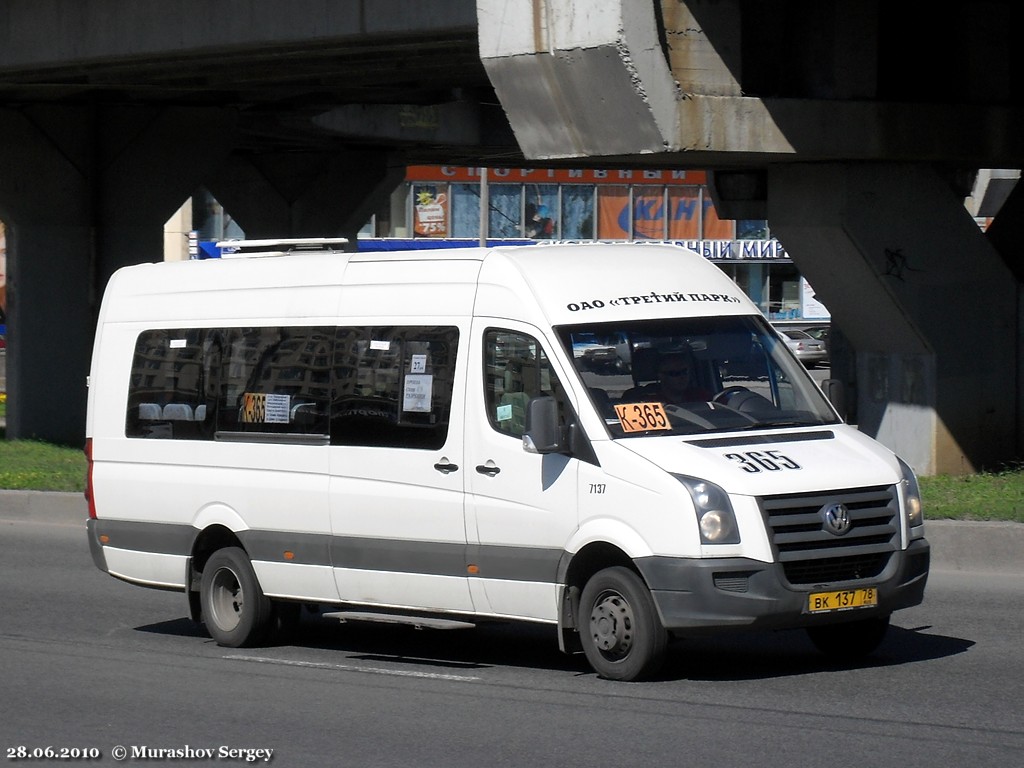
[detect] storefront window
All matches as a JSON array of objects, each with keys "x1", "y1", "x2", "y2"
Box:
[
  {"x1": 597, "y1": 185, "x2": 631, "y2": 239},
  {"x1": 668, "y1": 187, "x2": 701, "y2": 239},
  {"x1": 737, "y1": 219, "x2": 769, "y2": 239},
  {"x1": 632, "y1": 185, "x2": 666, "y2": 239},
  {"x1": 561, "y1": 186, "x2": 595, "y2": 239},
  {"x1": 524, "y1": 184, "x2": 558, "y2": 238},
  {"x1": 767, "y1": 263, "x2": 802, "y2": 319},
  {"x1": 450, "y1": 183, "x2": 480, "y2": 238},
  {"x1": 488, "y1": 184, "x2": 522, "y2": 238}
]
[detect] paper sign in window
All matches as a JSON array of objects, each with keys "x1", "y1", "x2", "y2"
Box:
[
  {"x1": 403, "y1": 374, "x2": 433, "y2": 413},
  {"x1": 241, "y1": 392, "x2": 291, "y2": 424}
]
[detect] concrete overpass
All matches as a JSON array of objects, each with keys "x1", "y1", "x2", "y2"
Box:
[{"x1": 2, "y1": 0, "x2": 1023, "y2": 476}]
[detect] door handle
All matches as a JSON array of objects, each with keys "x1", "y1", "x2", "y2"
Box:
[
  {"x1": 475, "y1": 464, "x2": 501, "y2": 477},
  {"x1": 433, "y1": 462, "x2": 459, "y2": 474}
]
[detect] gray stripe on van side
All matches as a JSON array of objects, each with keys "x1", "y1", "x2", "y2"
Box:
[
  {"x1": 239, "y1": 529, "x2": 333, "y2": 567},
  {"x1": 331, "y1": 539, "x2": 564, "y2": 582},
  {"x1": 468, "y1": 543, "x2": 562, "y2": 582},
  {"x1": 330, "y1": 537, "x2": 466, "y2": 577},
  {"x1": 92, "y1": 519, "x2": 196, "y2": 556},
  {"x1": 95, "y1": 518, "x2": 564, "y2": 583}
]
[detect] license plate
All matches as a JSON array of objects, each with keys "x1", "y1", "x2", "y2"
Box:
[{"x1": 807, "y1": 587, "x2": 878, "y2": 613}]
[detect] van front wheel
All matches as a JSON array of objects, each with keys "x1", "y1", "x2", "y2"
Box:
[
  {"x1": 201, "y1": 547, "x2": 272, "y2": 648},
  {"x1": 579, "y1": 567, "x2": 668, "y2": 681}
]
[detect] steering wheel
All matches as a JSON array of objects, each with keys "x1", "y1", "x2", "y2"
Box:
[{"x1": 713, "y1": 386, "x2": 750, "y2": 405}]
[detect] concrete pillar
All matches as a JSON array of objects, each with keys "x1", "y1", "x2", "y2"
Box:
[
  {"x1": 0, "y1": 105, "x2": 235, "y2": 445},
  {"x1": 769, "y1": 163, "x2": 1018, "y2": 475},
  {"x1": 208, "y1": 149, "x2": 405, "y2": 246},
  {"x1": 984, "y1": 177, "x2": 1024, "y2": 466},
  {"x1": 0, "y1": 107, "x2": 93, "y2": 444}
]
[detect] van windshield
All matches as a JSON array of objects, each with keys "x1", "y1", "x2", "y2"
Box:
[{"x1": 555, "y1": 315, "x2": 841, "y2": 438}]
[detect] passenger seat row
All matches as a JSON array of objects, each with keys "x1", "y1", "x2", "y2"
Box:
[{"x1": 138, "y1": 403, "x2": 207, "y2": 421}]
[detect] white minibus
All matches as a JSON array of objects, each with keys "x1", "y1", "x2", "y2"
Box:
[{"x1": 85, "y1": 240, "x2": 929, "y2": 681}]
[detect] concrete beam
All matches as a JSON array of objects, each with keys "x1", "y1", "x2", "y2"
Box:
[
  {"x1": 312, "y1": 102, "x2": 484, "y2": 146},
  {"x1": 1, "y1": 0, "x2": 477, "y2": 68},
  {"x1": 480, "y1": 1, "x2": 1024, "y2": 166}
]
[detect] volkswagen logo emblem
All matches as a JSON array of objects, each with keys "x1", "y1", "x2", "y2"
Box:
[{"x1": 821, "y1": 502, "x2": 852, "y2": 536}]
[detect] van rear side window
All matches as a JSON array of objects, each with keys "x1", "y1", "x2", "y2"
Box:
[{"x1": 125, "y1": 325, "x2": 459, "y2": 449}]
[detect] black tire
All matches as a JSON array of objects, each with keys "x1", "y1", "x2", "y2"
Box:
[
  {"x1": 579, "y1": 566, "x2": 668, "y2": 681},
  {"x1": 806, "y1": 615, "x2": 890, "y2": 659},
  {"x1": 201, "y1": 547, "x2": 273, "y2": 648}
]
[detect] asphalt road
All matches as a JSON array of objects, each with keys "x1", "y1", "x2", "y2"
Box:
[{"x1": 1, "y1": 507, "x2": 1022, "y2": 768}]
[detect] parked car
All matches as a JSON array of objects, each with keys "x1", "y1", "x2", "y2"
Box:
[
  {"x1": 780, "y1": 328, "x2": 828, "y2": 368},
  {"x1": 797, "y1": 324, "x2": 830, "y2": 364}
]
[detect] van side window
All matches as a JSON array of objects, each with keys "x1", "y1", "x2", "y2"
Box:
[
  {"x1": 126, "y1": 328, "x2": 208, "y2": 439},
  {"x1": 126, "y1": 326, "x2": 333, "y2": 440},
  {"x1": 485, "y1": 329, "x2": 561, "y2": 437},
  {"x1": 330, "y1": 325, "x2": 458, "y2": 449},
  {"x1": 126, "y1": 325, "x2": 457, "y2": 445},
  {"x1": 216, "y1": 326, "x2": 333, "y2": 437}
]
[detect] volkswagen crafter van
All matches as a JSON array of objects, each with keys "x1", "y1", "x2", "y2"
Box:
[{"x1": 85, "y1": 240, "x2": 929, "y2": 681}]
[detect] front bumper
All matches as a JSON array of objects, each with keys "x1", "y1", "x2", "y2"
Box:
[{"x1": 634, "y1": 537, "x2": 930, "y2": 634}]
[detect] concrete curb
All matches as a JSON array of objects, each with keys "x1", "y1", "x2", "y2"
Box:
[
  {"x1": 0, "y1": 490, "x2": 1021, "y2": 575},
  {"x1": 0, "y1": 489, "x2": 88, "y2": 524},
  {"x1": 922, "y1": 519, "x2": 1023, "y2": 575}
]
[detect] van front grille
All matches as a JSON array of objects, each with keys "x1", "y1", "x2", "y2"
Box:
[{"x1": 760, "y1": 485, "x2": 899, "y2": 586}]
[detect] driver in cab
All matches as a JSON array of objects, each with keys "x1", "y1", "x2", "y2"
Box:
[{"x1": 627, "y1": 350, "x2": 714, "y2": 404}]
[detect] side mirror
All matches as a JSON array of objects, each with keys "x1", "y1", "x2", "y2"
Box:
[{"x1": 523, "y1": 395, "x2": 565, "y2": 454}]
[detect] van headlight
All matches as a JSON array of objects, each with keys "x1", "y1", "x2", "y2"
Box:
[
  {"x1": 898, "y1": 457, "x2": 924, "y2": 534},
  {"x1": 674, "y1": 475, "x2": 740, "y2": 544}
]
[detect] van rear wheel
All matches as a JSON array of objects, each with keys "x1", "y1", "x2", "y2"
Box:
[
  {"x1": 579, "y1": 566, "x2": 668, "y2": 681},
  {"x1": 201, "y1": 547, "x2": 272, "y2": 647}
]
